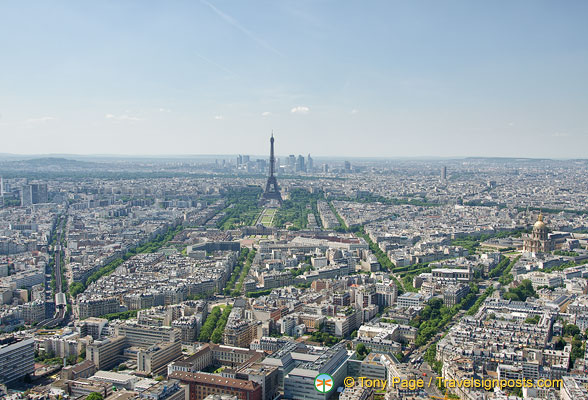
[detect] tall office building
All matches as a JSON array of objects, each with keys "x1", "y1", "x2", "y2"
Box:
[
  {"x1": 284, "y1": 343, "x2": 350, "y2": 400},
  {"x1": 0, "y1": 336, "x2": 35, "y2": 384},
  {"x1": 256, "y1": 159, "x2": 266, "y2": 173},
  {"x1": 32, "y1": 183, "x2": 48, "y2": 203},
  {"x1": 137, "y1": 341, "x2": 182, "y2": 375},
  {"x1": 441, "y1": 166, "x2": 447, "y2": 180},
  {"x1": 21, "y1": 186, "x2": 32, "y2": 206},
  {"x1": 115, "y1": 322, "x2": 181, "y2": 347},
  {"x1": 86, "y1": 336, "x2": 127, "y2": 370},
  {"x1": 296, "y1": 155, "x2": 305, "y2": 172},
  {"x1": 20, "y1": 183, "x2": 48, "y2": 206},
  {"x1": 307, "y1": 154, "x2": 313, "y2": 172}
]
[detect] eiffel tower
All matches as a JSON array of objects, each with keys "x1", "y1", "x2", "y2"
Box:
[{"x1": 261, "y1": 133, "x2": 283, "y2": 205}]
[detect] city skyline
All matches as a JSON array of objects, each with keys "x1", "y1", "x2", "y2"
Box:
[
  {"x1": 2, "y1": 2, "x2": 588, "y2": 394},
  {"x1": 1, "y1": 1, "x2": 588, "y2": 158}
]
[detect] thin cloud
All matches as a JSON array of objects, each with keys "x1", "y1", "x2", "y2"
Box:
[
  {"x1": 194, "y1": 51, "x2": 237, "y2": 77},
  {"x1": 26, "y1": 116, "x2": 57, "y2": 124},
  {"x1": 214, "y1": 115, "x2": 224, "y2": 120},
  {"x1": 291, "y1": 106, "x2": 310, "y2": 114},
  {"x1": 105, "y1": 114, "x2": 142, "y2": 122},
  {"x1": 351, "y1": 109, "x2": 359, "y2": 115},
  {"x1": 261, "y1": 111, "x2": 272, "y2": 117},
  {"x1": 553, "y1": 132, "x2": 570, "y2": 138},
  {"x1": 159, "y1": 108, "x2": 172, "y2": 113},
  {"x1": 201, "y1": 0, "x2": 283, "y2": 57}
]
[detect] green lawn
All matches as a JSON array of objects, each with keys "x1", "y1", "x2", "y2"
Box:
[{"x1": 258, "y1": 207, "x2": 278, "y2": 227}]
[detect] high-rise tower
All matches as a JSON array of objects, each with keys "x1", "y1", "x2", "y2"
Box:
[{"x1": 261, "y1": 133, "x2": 283, "y2": 205}]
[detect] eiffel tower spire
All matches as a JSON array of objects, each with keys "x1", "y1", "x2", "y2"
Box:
[{"x1": 261, "y1": 133, "x2": 283, "y2": 205}]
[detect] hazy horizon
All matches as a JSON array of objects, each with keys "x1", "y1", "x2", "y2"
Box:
[{"x1": 0, "y1": 152, "x2": 586, "y2": 163}]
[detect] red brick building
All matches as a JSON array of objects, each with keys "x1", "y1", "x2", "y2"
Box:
[{"x1": 170, "y1": 371, "x2": 262, "y2": 400}]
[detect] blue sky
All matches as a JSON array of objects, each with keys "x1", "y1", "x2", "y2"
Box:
[{"x1": 1, "y1": 1, "x2": 587, "y2": 158}]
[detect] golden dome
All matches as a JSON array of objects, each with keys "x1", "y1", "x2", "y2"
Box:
[{"x1": 533, "y1": 213, "x2": 547, "y2": 230}]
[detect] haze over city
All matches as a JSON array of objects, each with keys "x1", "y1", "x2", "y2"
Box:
[{"x1": 1, "y1": 0, "x2": 588, "y2": 158}]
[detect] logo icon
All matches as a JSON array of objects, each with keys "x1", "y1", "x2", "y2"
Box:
[{"x1": 315, "y1": 373, "x2": 334, "y2": 393}]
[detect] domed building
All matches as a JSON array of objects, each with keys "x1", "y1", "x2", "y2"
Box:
[{"x1": 523, "y1": 213, "x2": 553, "y2": 253}]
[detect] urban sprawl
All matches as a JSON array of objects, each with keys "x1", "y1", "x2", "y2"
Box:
[{"x1": 1, "y1": 140, "x2": 588, "y2": 400}]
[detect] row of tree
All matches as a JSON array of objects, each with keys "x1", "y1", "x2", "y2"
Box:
[
  {"x1": 101, "y1": 310, "x2": 138, "y2": 321},
  {"x1": 356, "y1": 228, "x2": 395, "y2": 272},
  {"x1": 234, "y1": 250, "x2": 256, "y2": 294},
  {"x1": 465, "y1": 286, "x2": 494, "y2": 316},
  {"x1": 224, "y1": 248, "x2": 250, "y2": 294},
  {"x1": 211, "y1": 306, "x2": 233, "y2": 343},
  {"x1": 413, "y1": 285, "x2": 481, "y2": 347},
  {"x1": 335, "y1": 192, "x2": 439, "y2": 207},
  {"x1": 452, "y1": 229, "x2": 530, "y2": 255},
  {"x1": 217, "y1": 187, "x2": 263, "y2": 230},
  {"x1": 199, "y1": 307, "x2": 222, "y2": 341},
  {"x1": 246, "y1": 289, "x2": 272, "y2": 298},
  {"x1": 498, "y1": 256, "x2": 520, "y2": 285},
  {"x1": 199, "y1": 305, "x2": 233, "y2": 343},
  {"x1": 488, "y1": 256, "x2": 511, "y2": 278},
  {"x1": 274, "y1": 189, "x2": 324, "y2": 229}
]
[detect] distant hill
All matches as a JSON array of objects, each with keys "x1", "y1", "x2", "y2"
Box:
[
  {"x1": 0, "y1": 157, "x2": 108, "y2": 174},
  {"x1": 21, "y1": 157, "x2": 88, "y2": 165}
]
